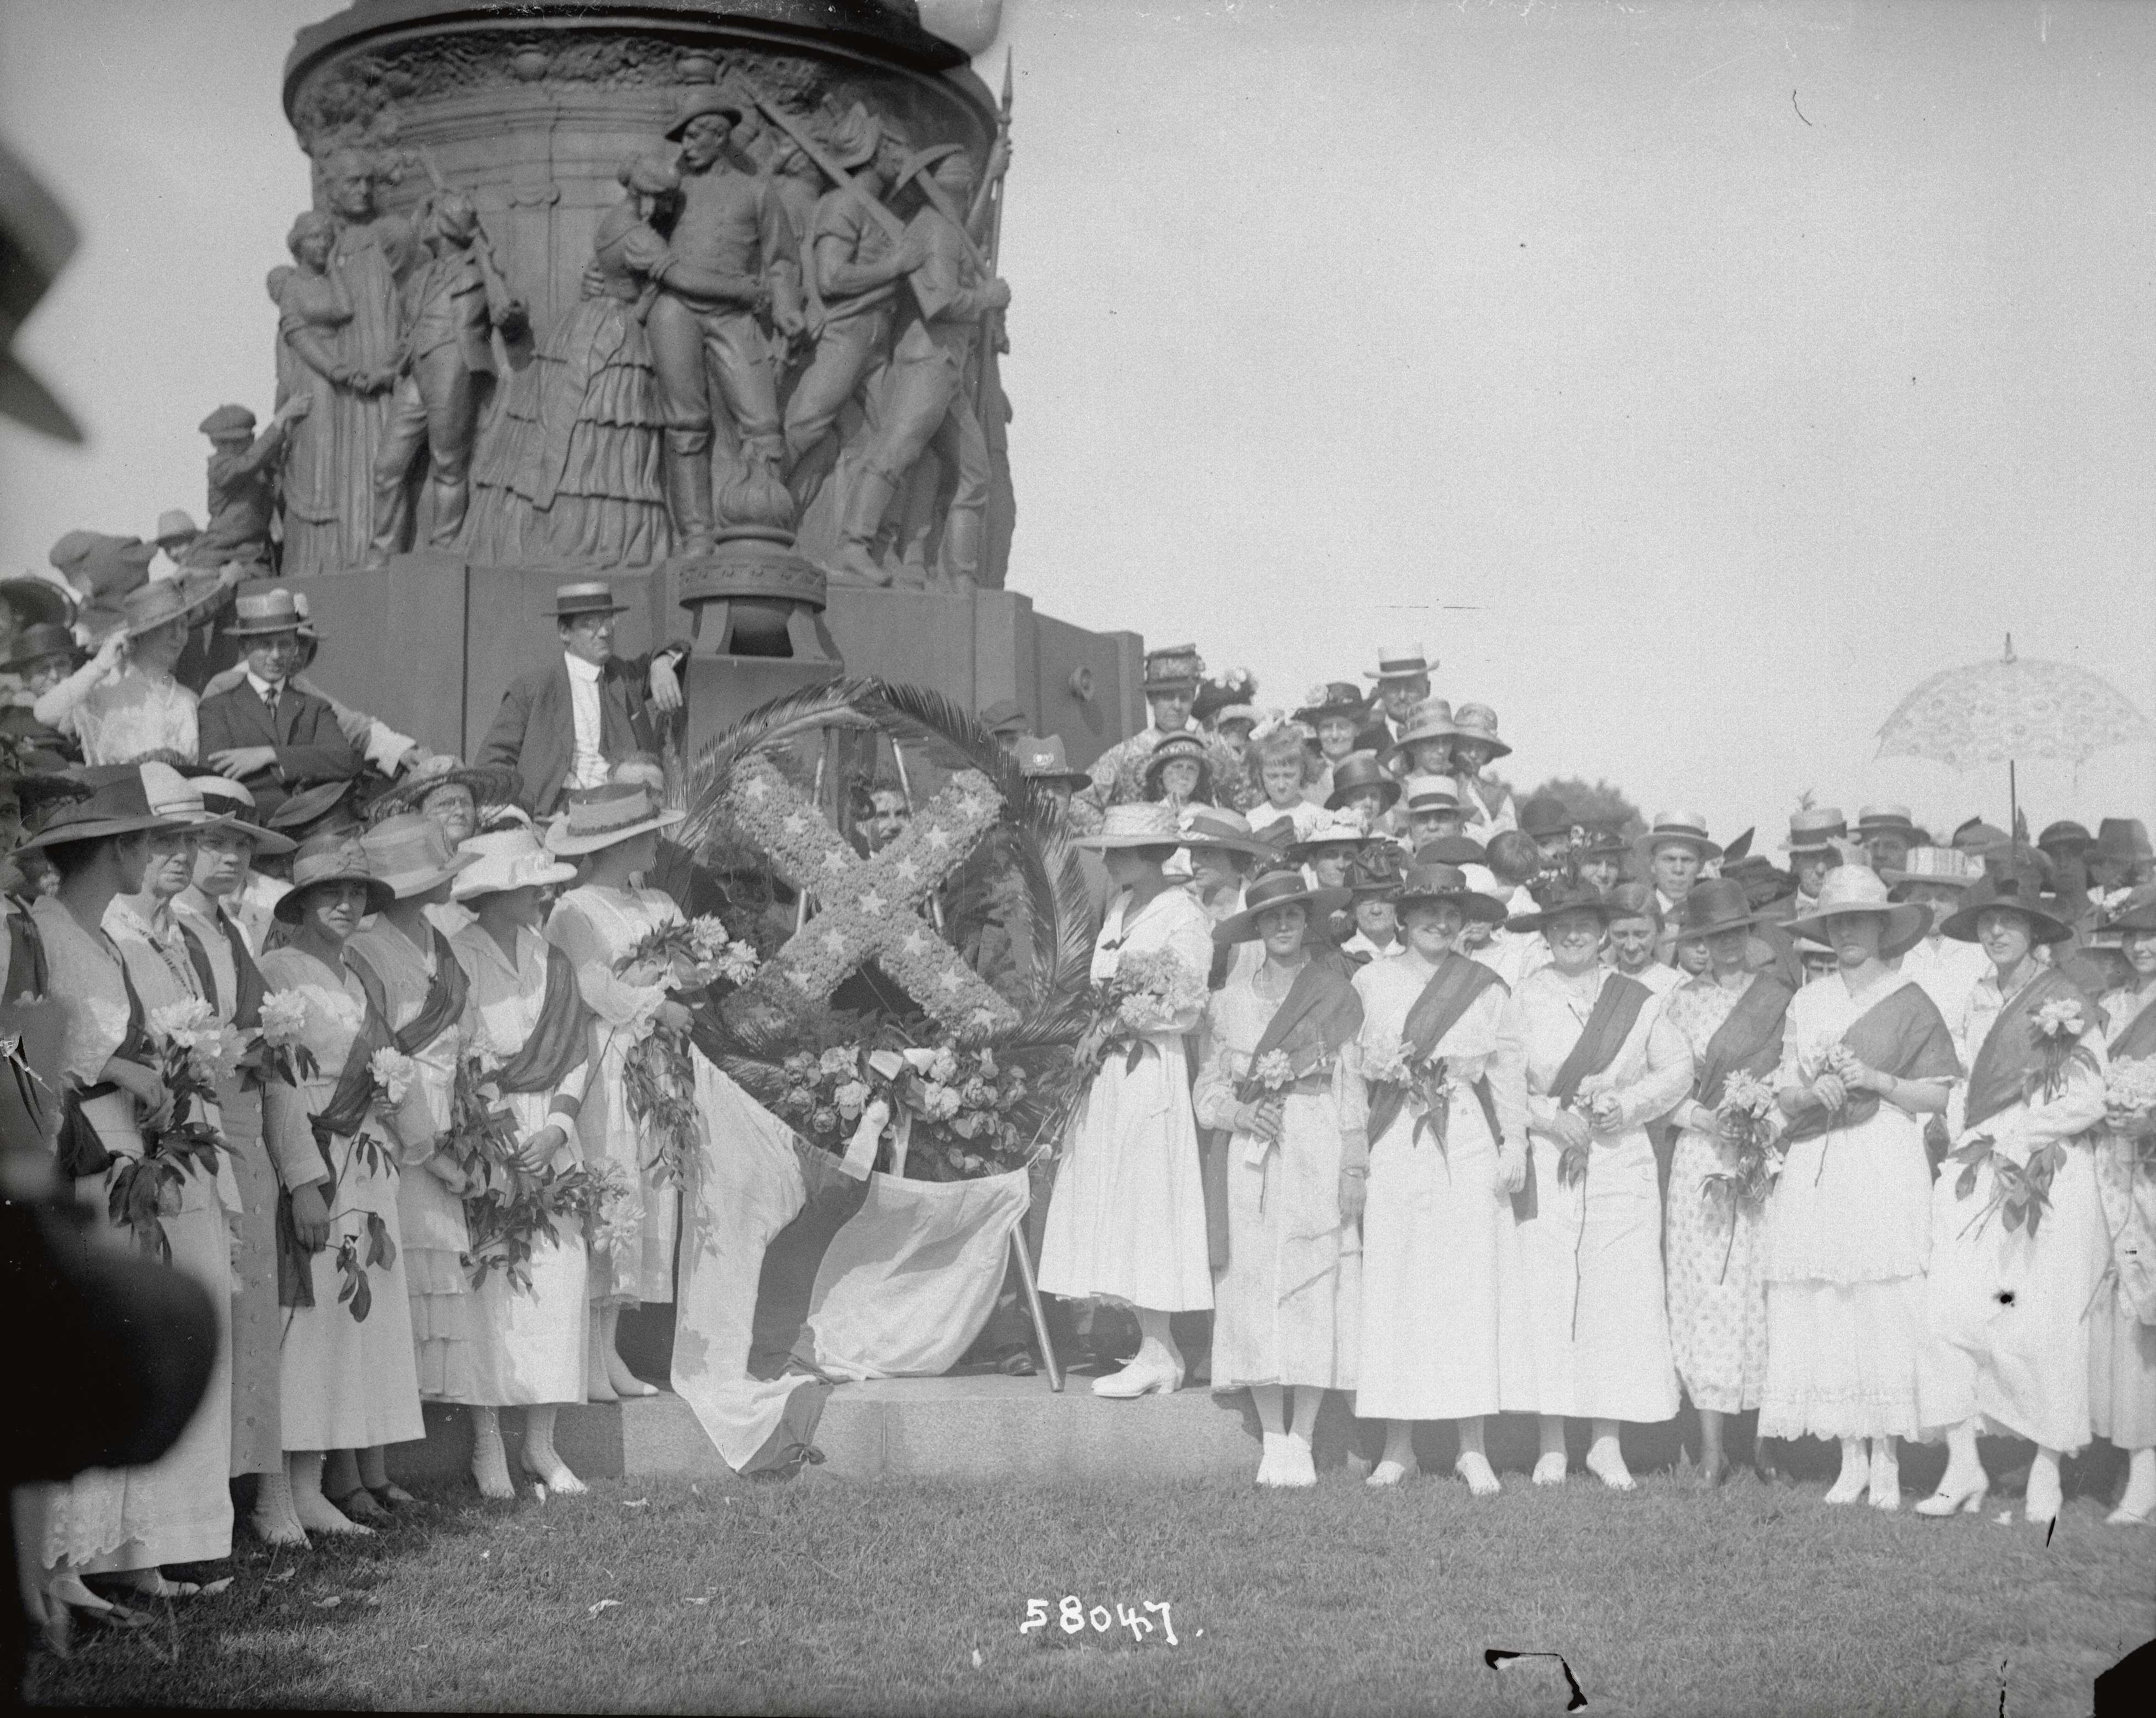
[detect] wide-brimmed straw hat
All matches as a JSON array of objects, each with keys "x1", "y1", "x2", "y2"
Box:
[
  {"x1": 1882, "y1": 846, "x2": 1983, "y2": 891},
  {"x1": 1070, "y1": 801, "x2": 1182, "y2": 851},
  {"x1": 1014, "y1": 733, "x2": 1090, "y2": 787},
  {"x1": 1364, "y1": 643, "x2": 1432, "y2": 684},
  {"x1": 138, "y1": 761, "x2": 238, "y2": 835},
  {"x1": 365, "y1": 754, "x2": 523, "y2": 825},
  {"x1": 1380, "y1": 700, "x2": 1455, "y2": 773},
  {"x1": 1445, "y1": 702, "x2": 1510, "y2": 761},
  {"x1": 1507, "y1": 876, "x2": 1624, "y2": 936},
  {"x1": 362, "y1": 811, "x2": 476, "y2": 899},
  {"x1": 192, "y1": 776, "x2": 296, "y2": 855},
  {"x1": 1936, "y1": 863, "x2": 2078, "y2": 947},
  {"x1": 1391, "y1": 861, "x2": 1507, "y2": 926},
  {"x1": 1287, "y1": 808, "x2": 1369, "y2": 861},
  {"x1": 1784, "y1": 865, "x2": 1932, "y2": 958},
  {"x1": 543, "y1": 782, "x2": 685, "y2": 856},
  {"x1": 452, "y1": 826, "x2": 580, "y2": 902},
  {"x1": 1855, "y1": 804, "x2": 1917, "y2": 839},
  {"x1": 1213, "y1": 868, "x2": 1354, "y2": 943},
  {"x1": 110, "y1": 569, "x2": 223, "y2": 642},
  {"x1": 1633, "y1": 811, "x2": 1722, "y2": 870},
  {"x1": 1180, "y1": 804, "x2": 1277, "y2": 861},
  {"x1": 1325, "y1": 751, "x2": 1399, "y2": 814},
  {"x1": 273, "y1": 833, "x2": 395, "y2": 923},
  {"x1": 14, "y1": 763, "x2": 195, "y2": 852},
  {"x1": 1669, "y1": 878, "x2": 1769, "y2": 942}
]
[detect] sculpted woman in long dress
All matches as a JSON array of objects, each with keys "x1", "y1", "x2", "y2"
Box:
[
  {"x1": 1350, "y1": 863, "x2": 1525, "y2": 1495},
  {"x1": 2092, "y1": 902, "x2": 2156, "y2": 1525},
  {"x1": 1193, "y1": 870, "x2": 1367, "y2": 1486},
  {"x1": 1659, "y1": 881, "x2": 1792, "y2": 1486},
  {"x1": 1038, "y1": 804, "x2": 1215, "y2": 1397},
  {"x1": 1765, "y1": 869, "x2": 1957, "y2": 1512},
  {"x1": 1492, "y1": 875, "x2": 1690, "y2": 1490},
  {"x1": 1916, "y1": 866, "x2": 2109, "y2": 1526}
]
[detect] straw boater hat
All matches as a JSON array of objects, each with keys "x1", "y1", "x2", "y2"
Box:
[
  {"x1": 361, "y1": 812, "x2": 476, "y2": 899},
  {"x1": 1070, "y1": 801, "x2": 1183, "y2": 852},
  {"x1": 543, "y1": 781, "x2": 685, "y2": 856},
  {"x1": 192, "y1": 776, "x2": 296, "y2": 855},
  {"x1": 1507, "y1": 875, "x2": 1624, "y2": 935},
  {"x1": 1014, "y1": 733, "x2": 1090, "y2": 787},
  {"x1": 1633, "y1": 810, "x2": 1722, "y2": 871},
  {"x1": 1180, "y1": 804, "x2": 1277, "y2": 861},
  {"x1": 0, "y1": 574, "x2": 76, "y2": 631},
  {"x1": 1881, "y1": 846, "x2": 1983, "y2": 892},
  {"x1": 223, "y1": 586, "x2": 305, "y2": 638},
  {"x1": 451, "y1": 826, "x2": 580, "y2": 902},
  {"x1": 1936, "y1": 860, "x2": 2078, "y2": 947},
  {"x1": 1142, "y1": 731, "x2": 1212, "y2": 797},
  {"x1": 553, "y1": 580, "x2": 631, "y2": 622},
  {"x1": 274, "y1": 833, "x2": 395, "y2": 924},
  {"x1": 1364, "y1": 643, "x2": 1433, "y2": 685},
  {"x1": 1783, "y1": 865, "x2": 1932, "y2": 959},
  {"x1": 138, "y1": 761, "x2": 238, "y2": 834},
  {"x1": 1213, "y1": 867, "x2": 1354, "y2": 944},
  {"x1": 1380, "y1": 700, "x2": 1456, "y2": 773},
  {"x1": 14, "y1": 763, "x2": 194, "y2": 852},
  {"x1": 365, "y1": 752, "x2": 523, "y2": 826},
  {"x1": 1140, "y1": 643, "x2": 1204, "y2": 694},
  {"x1": 1292, "y1": 681, "x2": 1367, "y2": 726},
  {"x1": 1401, "y1": 775, "x2": 1460, "y2": 816},
  {"x1": 1783, "y1": 805, "x2": 1848, "y2": 856},
  {"x1": 1445, "y1": 702, "x2": 1510, "y2": 761},
  {"x1": 0, "y1": 620, "x2": 81, "y2": 676},
  {"x1": 1325, "y1": 751, "x2": 1399, "y2": 814},
  {"x1": 1669, "y1": 878, "x2": 1770, "y2": 942},
  {"x1": 1516, "y1": 794, "x2": 1573, "y2": 841},
  {"x1": 1855, "y1": 805, "x2": 1917, "y2": 840},
  {"x1": 1391, "y1": 861, "x2": 1507, "y2": 926}
]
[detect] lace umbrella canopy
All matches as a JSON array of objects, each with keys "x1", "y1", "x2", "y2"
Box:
[{"x1": 1876, "y1": 635, "x2": 2154, "y2": 831}]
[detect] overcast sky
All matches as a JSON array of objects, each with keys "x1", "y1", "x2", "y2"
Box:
[{"x1": 3, "y1": 0, "x2": 2150, "y2": 841}]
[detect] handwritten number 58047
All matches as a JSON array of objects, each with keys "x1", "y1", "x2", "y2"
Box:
[{"x1": 1019, "y1": 1597, "x2": 1177, "y2": 1645}]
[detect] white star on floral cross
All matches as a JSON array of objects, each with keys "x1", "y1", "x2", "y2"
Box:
[{"x1": 718, "y1": 756, "x2": 1018, "y2": 1033}]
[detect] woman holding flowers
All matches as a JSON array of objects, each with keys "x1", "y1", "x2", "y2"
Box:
[
  {"x1": 21, "y1": 765, "x2": 232, "y2": 1612},
  {"x1": 2093, "y1": 902, "x2": 2156, "y2": 1524},
  {"x1": 1350, "y1": 863, "x2": 1524, "y2": 1494},
  {"x1": 448, "y1": 827, "x2": 599, "y2": 1498},
  {"x1": 1492, "y1": 872, "x2": 1691, "y2": 1490},
  {"x1": 1194, "y1": 870, "x2": 1368, "y2": 1486},
  {"x1": 1915, "y1": 865, "x2": 2110, "y2": 1525},
  {"x1": 1765, "y1": 868, "x2": 1957, "y2": 1512},
  {"x1": 1660, "y1": 881, "x2": 1793, "y2": 1486},
  {"x1": 1039, "y1": 803, "x2": 1215, "y2": 1397},
  {"x1": 257, "y1": 833, "x2": 427, "y2": 1536}
]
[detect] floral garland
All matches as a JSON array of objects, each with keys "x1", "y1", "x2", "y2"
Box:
[
  {"x1": 108, "y1": 1003, "x2": 237, "y2": 1264},
  {"x1": 442, "y1": 1048, "x2": 608, "y2": 1295},
  {"x1": 612, "y1": 915, "x2": 755, "y2": 1191},
  {"x1": 720, "y1": 756, "x2": 1017, "y2": 1037}
]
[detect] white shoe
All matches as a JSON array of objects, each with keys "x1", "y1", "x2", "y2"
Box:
[
  {"x1": 1914, "y1": 1475, "x2": 1989, "y2": 1518},
  {"x1": 1278, "y1": 1435, "x2": 1317, "y2": 1488},
  {"x1": 1585, "y1": 1444, "x2": 1635, "y2": 1492},
  {"x1": 1532, "y1": 1452, "x2": 1568, "y2": 1487},
  {"x1": 1456, "y1": 1452, "x2": 1502, "y2": 1497},
  {"x1": 1822, "y1": 1460, "x2": 1868, "y2": 1506},
  {"x1": 2105, "y1": 1501, "x2": 2153, "y2": 1526},
  {"x1": 2024, "y1": 1463, "x2": 2064, "y2": 1526},
  {"x1": 1868, "y1": 1448, "x2": 1901, "y2": 1512},
  {"x1": 1255, "y1": 1432, "x2": 1289, "y2": 1486},
  {"x1": 1366, "y1": 1457, "x2": 1417, "y2": 1488},
  {"x1": 1092, "y1": 1349, "x2": 1183, "y2": 1399}
]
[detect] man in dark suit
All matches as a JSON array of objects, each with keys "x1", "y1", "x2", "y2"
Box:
[
  {"x1": 478, "y1": 580, "x2": 686, "y2": 816},
  {"x1": 195, "y1": 586, "x2": 363, "y2": 823}
]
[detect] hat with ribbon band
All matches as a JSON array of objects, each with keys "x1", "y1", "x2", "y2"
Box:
[
  {"x1": 1212, "y1": 868, "x2": 1354, "y2": 944},
  {"x1": 1391, "y1": 861, "x2": 1507, "y2": 926},
  {"x1": 273, "y1": 833, "x2": 396, "y2": 924},
  {"x1": 543, "y1": 782, "x2": 685, "y2": 857},
  {"x1": 452, "y1": 826, "x2": 580, "y2": 902},
  {"x1": 361, "y1": 811, "x2": 476, "y2": 899},
  {"x1": 1783, "y1": 865, "x2": 1933, "y2": 958}
]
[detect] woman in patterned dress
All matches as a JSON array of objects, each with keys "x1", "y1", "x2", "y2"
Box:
[{"x1": 1660, "y1": 881, "x2": 1792, "y2": 1486}]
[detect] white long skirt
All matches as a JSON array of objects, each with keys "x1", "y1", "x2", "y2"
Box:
[
  {"x1": 1920, "y1": 1137, "x2": 2107, "y2": 1453},
  {"x1": 1038, "y1": 1035, "x2": 1212, "y2": 1311},
  {"x1": 1513, "y1": 1130, "x2": 1679, "y2": 1422},
  {"x1": 468, "y1": 1087, "x2": 590, "y2": 1406},
  {"x1": 1354, "y1": 1090, "x2": 1526, "y2": 1420},
  {"x1": 581, "y1": 1023, "x2": 679, "y2": 1307}
]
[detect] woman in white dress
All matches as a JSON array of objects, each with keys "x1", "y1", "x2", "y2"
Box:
[
  {"x1": 1765, "y1": 868, "x2": 1957, "y2": 1510},
  {"x1": 1659, "y1": 880, "x2": 1793, "y2": 1486},
  {"x1": 258, "y1": 835, "x2": 427, "y2": 1536},
  {"x1": 33, "y1": 575, "x2": 222, "y2": 766},
  {"x1": 1915, "y1": 865, "x2": 2109, "y2": 1525},
  {"x1": 21, "y1": 766, "x2": 228, "y2": 1616},
  {"x1": 1193, "y1": 870, "x2": 1367, "y2": 1485},
  {"x1": 1351, "y1": 863, "x2": 1524, "y2": 1494},
  {"x1": 449, "y1": 828, "x2": 597, "y2": 1497},
  {"x1": 1603, "y1": 883, "x2": 1682, "y2": 999},
  {"x1": 1492, "y1": 874, "x2": 1690, "y2": 1489},
  {"x1": 543, "y1": 782, "x2": 693, "y2": 1403},
  {"x1": 2093, "y1": 902, "x2": 2156, "y2": 1524},
  {"x1": 1038, "y1": 803, "x2": 1215, "y2": 1397}
]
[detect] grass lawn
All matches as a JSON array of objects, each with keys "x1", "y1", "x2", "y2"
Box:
[{"x1": 26, "y1": 1456, "x2": 2154, "y2": 1716}]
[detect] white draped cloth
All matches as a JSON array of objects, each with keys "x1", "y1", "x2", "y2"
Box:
[
  {"x1": 2093, "y1": 983, "x2": 2156, "y2": 1450},
  {"x1": 1492, "y1": 966, "x2": 1689, "y2": 1422}
]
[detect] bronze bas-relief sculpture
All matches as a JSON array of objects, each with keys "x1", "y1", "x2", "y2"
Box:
[{"x1": 269, "y1": 4, "x2": 1014, "y2": 588}]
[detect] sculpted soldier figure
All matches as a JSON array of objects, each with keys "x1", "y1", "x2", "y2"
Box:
[
  {"x1": 189, "y1": 397, "x2": 312, "y2": 571},
  {"x1": 779, "y1": 107, "x2": 923, "y2": 519},
  {"x1": 833, "y1": 145, "x2": 1007, "y2": 590},
  {"x1": 645, "y1": 88, "x2": 802, "y2": 550},
  {"x1": 759, "y1": 117, "x2": 825, "y2": 405},
  {"x1": 364, "y1": 193, "x2": 527, "y2": 565}
]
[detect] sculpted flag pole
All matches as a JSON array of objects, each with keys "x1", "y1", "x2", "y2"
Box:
[
  {"x1": 974, "y1": 48, "x2": 1014, "y2": 421},
  {"x1": 751, "y1": 94, "x2": 906, "y2": 243}
]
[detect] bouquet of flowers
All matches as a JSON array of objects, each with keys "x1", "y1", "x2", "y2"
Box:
[
  {"x1": 615, "y1": 915, "x2": 759, "y2": 994},
  {"x1": 2102, "y1": 1055, "x2": 2156, "y2": 1172},
  {"x1": 2027, "y1": 997, "x2": 2098, "y2": 1102},
  {"x1": 765, "y1": 1037, "x2": 1041, "y2": 1180},
  {"x1": 614, "y1": 918, "x2": 747, "y2": 1192},
  {"x1": 1363, "y1": 1038, "x2": 1457, "y2": 1153},
  {"x1": 1950, "y1": 999, "x2": 2100, "y2": 1241},
  {"x1": 109, "y1": 1005, "x2": 235, "y2": 1264},
  {"x1": 1700, "y1": 1070, "x2": 1784, "y2": 1279},
  {"x1": 1073, "y1": 948, "x2": 1207, "y2": 1077},
  {"x1": 581, "y1": 1155, "x2": 643, "y2": 1264},
  {"x1": 256, "y1": 989, "x2": 319, "y2": 1087}
]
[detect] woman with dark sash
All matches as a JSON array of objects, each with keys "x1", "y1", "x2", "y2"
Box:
[
  {"x1": 1766, "y1": 868, "x2": 1957, "y2": 1511},
  {"x1": 258, "y1": 835, "x2": 426, "y2": 1536},
  {"x1": 2093, "y1": 901, "x2": 2156, "y2": 1524},
  {"x1": 1351, "y1": 863, "x2": 1524, "y2": 1493},
  {"x1": 1661, "y1": 880, "x2": 1792, "y2": 1486},
  {"x1": 1493, "y1": 872, "x2": 1691, "y2": 1490},
  {"x1": 1915, "y1": 863, "x2": 2109, "y2": 1525},
  {"x1": 1193, "y1": 870, "x2": 1366, "y2": 1487},
  {"x1": 449, "y1": 828, "x2": 597, "y2": 1498}
]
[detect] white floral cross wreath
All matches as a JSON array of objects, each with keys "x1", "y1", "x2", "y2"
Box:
[{"x1": 719, "y1": 755, "x2": 1021, "y2": 1035}]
